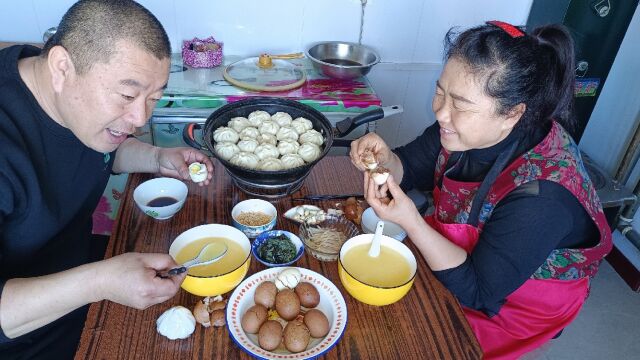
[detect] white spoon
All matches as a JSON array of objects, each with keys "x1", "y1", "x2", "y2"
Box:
[
  {"x1": 368, "y1": 220, "x2": 385, "y2": 258},
  {"x1": 161, "y1": 242, "x2": 228, "y2": 278}
]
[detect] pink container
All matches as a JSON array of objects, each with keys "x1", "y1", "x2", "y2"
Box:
[{"x1": 182, "y1": 37, "x2": 223, "y2": 68}]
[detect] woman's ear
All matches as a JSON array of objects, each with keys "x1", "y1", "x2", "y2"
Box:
[
  {"x1": 46, "y1": 45, "x2": 75, "y2": 93},
  {"x1": 502, "y1": 103, "x2": 526, "y2": 130}
]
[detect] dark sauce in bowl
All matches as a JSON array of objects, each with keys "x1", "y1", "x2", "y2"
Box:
[
  {"x1": 147, "y1": 196, "x2": 178, "y2": 207},
  {"x1": 322, "y1": 58, "x2": 362, "y2": 66}
]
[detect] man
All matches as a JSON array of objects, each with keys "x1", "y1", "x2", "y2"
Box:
[{"x1": 0, "y1": 1, "x2": 213, "y2": 358}]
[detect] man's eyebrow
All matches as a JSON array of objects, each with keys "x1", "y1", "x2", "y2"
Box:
[
  {"x1": 119, "y1": 79, "x2": 142, "y2": 88},
  {"x1": 120, "y1": 80, "x2": 167, "y2": 92},
  {"x1": 436, "y1": 80, "x2": 476, "y2": 104}
]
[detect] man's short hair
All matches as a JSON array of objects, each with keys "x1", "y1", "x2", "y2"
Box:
[{"x1": 42, "y1": 0, "x2": 171, "y2": 75}]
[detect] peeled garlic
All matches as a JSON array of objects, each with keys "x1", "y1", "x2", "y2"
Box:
[
  {"x1": 284, "y1": 205, "x2": 326, "y2": 225},
  {"x1": 188, "y1": 162, "x2": 207, "y2": 183},
  {"x1": 157, "y1": 306, "x2": 196, "y2": 340},
  {"x1": 275, "y1": 268, "x2": 302, "y2": 291}
]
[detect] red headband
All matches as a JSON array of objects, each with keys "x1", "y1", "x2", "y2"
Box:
[{"x1": 486, "y1": 20, "x2": 525, "y2": 38}]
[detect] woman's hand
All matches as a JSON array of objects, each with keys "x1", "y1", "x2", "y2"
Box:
[
  {"x1": 349, "y1": 133, "x2": 394, "y2": 171},
  {"x1": 157, "y1": 147, "x2": 214, "y2": 186},
  {"x1": 364, "y1": 172, "x2": 422, "y2": 230},
  {"x1": 96, "y1": 253, "x2": 186, "y2": 310}
]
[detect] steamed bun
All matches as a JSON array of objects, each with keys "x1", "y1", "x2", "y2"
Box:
[{"x1": 213, "y1": 126, "x2": 239, "y2": 143}]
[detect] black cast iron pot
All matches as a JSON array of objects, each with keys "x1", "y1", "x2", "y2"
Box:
[{"x1": 183, "y1": 97, "x2": 402, "y2": 189}]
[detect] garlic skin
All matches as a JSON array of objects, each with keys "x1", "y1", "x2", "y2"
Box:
[
  {"x1": 275, "y1": 268, "x2": 302, "y2": 291},
  {"x1": 193, "y1": 300, "x2": 211, "y2": 327},
  {"x1": 157, "y1": 306, "x2": 196, "y2": 340},
  {"x1": 361, "y1": 150, "x2": 378, "y2": 170}
]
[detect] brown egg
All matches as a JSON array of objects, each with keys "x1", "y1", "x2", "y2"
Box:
[
  {"x1": 304, "y1": 309, "x2": 330, "y2": 338},
  {"x1": 254, "y1": 281, "x2": 278, "y2": 309},
  {"x1": 258, "y1": 320, "x2": 283, "y2": 351},
  {"x1": 283, "y1": 320, "x2": 311, "y2": 353},
  {"x1": 295, "y1": 282, "x2": 320, "y2": 308},
  {"x1": 241, "y1": 304, "x2": 268, "y2": 334},
  {"x1": 275, "y1": 289, "x2": 300, "y2": 321}
]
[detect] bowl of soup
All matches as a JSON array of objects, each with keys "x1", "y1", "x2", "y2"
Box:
[
  {"x1": 169, "y1": 224, "x2": 251, "y2": 296},
  {"x1": 338, "y1": 234, "x2": 417, "y2": 306},
  {"x1": 133, "y1": 177, "x2": 188, "y2": 220}
]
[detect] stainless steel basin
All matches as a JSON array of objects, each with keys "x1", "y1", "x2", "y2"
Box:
[{"x1": 306, "y1": 41, "x2": 380, "y2": 80}]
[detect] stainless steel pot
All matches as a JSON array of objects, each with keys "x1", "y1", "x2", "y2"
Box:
[
  {"x1": 183, "y1": 97, "x2": 401, "y2": 193},
  {"x1": 306, "y1": 41, "x2": 380, "y2": 80}
]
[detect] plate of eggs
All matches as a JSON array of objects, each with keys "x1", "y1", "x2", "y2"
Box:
[{"x1": 226, "y1": 267, "x2": 347, "y2": 359}]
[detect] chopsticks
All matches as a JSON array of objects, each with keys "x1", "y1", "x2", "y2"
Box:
[{"x1": 291, "y1": 194, "x2": 364, "y2": 201}]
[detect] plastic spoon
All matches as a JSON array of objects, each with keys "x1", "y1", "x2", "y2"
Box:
[
  {"x1": 368, "y1": 220, "x2": 385, "y2": 257},
  {"x1": 161, "y1": 242, "x2": 228, "y2": 278}
]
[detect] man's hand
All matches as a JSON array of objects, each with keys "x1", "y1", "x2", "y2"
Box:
[
  {"x1": 95, "y1": 253, "x2": 186, "y2": 310},
  {"x1": 156, "y1": 147, "x2": 214, "y2": 186}
]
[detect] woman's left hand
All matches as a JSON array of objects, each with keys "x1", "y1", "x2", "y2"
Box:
[
  {"x1": 364, "y1": 172, "x2": 421, "y2": 229},
  {"x1": 157, "y1": 147, "x2": 214, "y2": 186}
]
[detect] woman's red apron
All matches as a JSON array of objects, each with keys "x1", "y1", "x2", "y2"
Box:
[{"x1": 426, "y1": 123, "x2": 612, "y2": 359}]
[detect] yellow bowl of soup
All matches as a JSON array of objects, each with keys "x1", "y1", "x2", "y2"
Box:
[
  {"x1": 338, "y1": 234, "x2": 416, "y2": 306},
  {"x1": 169, "y1": 224, "x2": 251, "y2": 296}
]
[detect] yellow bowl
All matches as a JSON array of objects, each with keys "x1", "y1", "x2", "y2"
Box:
[
  {"x1": 338, "y1": 234, "x2": 417, "y2": 306},
  {"x1": 169, "y1": 224, "x2": 251, "y2": 296}
]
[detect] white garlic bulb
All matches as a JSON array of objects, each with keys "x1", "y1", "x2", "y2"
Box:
[
  {"x1": 156, "y1": 306, "x2": 196, "y2": 340},
  {"x1": 275, "y1": 268, "x2": 302, "y2": 291}
]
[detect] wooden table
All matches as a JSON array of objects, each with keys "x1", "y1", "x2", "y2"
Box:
[{"x1": 75, "y1": 157, "x2": 482, "y2": 360}]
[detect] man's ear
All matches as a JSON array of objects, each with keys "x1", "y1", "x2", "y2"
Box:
[
  {"x1": 502, "y1": 103, "x2": 526, "y2": 130},
  {"x1": 47, "y1": 45, "x2": 75, "y2": 93}
]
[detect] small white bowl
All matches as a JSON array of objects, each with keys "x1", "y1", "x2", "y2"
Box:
[
  {"x1": 133, "y1": 177, "x2": 188, "y2": 220},
  {"x1": 361, "y1": 207, "x2": 407, "y2": 241},
  {"x1": 231, "y1": 199, "x2": 277, "y2": 238}
]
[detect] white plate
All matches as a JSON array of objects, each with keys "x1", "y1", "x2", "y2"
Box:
[{"x1": 226, "y1": 267, "x2": 347, "y2": 359}]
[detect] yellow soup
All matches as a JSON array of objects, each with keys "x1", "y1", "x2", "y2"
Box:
[
  {"x1": 175, "y1": 237, "x2": 247, "y2": 277},
  {"x1": 342, "y1": 243, "x2": 412, "y2": 287}
]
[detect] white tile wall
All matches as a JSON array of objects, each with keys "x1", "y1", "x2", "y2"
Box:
[{"x1": 0, "y1": 0, "x2": 532, "y2": 146}]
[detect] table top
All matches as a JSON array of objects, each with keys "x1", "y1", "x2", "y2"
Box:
[{"x1": 75, "y1": 156, "x2": 482, "y2": 360}]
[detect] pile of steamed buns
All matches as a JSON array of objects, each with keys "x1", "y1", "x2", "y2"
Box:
[{"x1": 213, "y1": 110, "x2": 325, "y2": 171}]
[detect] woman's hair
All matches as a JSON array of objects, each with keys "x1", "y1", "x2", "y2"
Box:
[
  {"x1": 41, "y1": 0, "x2": 171, "y2": 75},
  {"x1": 444, "y1": 22, "x2": 576, "y2": 136}
]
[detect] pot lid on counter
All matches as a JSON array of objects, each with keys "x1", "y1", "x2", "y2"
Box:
[{"x1": 223, "y1": 54, "x2": 306, "y2": 92}]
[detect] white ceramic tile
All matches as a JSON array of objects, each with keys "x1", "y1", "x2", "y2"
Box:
[
  {"x1": 136, "y1": 0, "x2": 180, "y2": 53},
  {"x1": 360, "y1": 0, "x2": 425, "y2": 63},
  {"x1": 0, "y1": 2, "x2": 41, "y2": 42},
  {"x1": 300, "y1": 0, "x2": 362, "y2": 47},
  {"x1": 395, "y1": 67, "x2": 441, "y2": 147},
  {"x1": 367, "y1": 66, "x2": 410, "y2": 147},
  {"x1": 31, "y1": 0, "x2": 76, "y2": 40},
  {"x1": 414, "y1": 0, "x2": 533, "y2": 63},
  {"x1": 174, "y1": 0, "x2": 304, "y2": 57}
]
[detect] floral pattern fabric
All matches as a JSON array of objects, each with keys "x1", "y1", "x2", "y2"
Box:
[{"x1": 433, "y1": 122, "x2": 612, "y2": 281}]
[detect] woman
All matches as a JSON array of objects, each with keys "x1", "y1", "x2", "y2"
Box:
[{"x1": 350, "y1": 21, "x2": 611, "y2": 359}]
